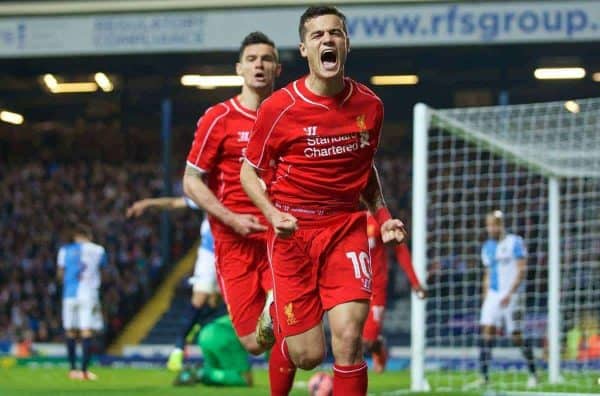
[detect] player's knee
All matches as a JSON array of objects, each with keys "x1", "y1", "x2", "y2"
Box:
[
  {"x1": 239, "y1": 336, "x2": 264, "y2": 356},
  {"x1": 289, "y1": 347, "x2": 325, "y2": 370},
  {"x1": 199, "y1": 325, "x2": 219, "y2": 350},
  {"x1": 333, "y1": 325, "x2": 363, "y2": 353},
  {"x1": 191, "y1": 291, "x2": 208, "y2": 308},
  {"x1": 481, "y1": 326, "x2": 494, "y2": 341},
  {"x1": 511, "y1": 331, "x2": 523, "y2": 346},
  {"x1": 80, "y1": 329, "x2": 93, "y2": 338}
]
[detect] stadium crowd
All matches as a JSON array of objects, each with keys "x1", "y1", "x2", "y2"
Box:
[
  {"x1": 0, "y1": 161, "x2": 200, "y2": 344},
  {"x1": 0, "y1": 154, "x2": 415, "y2": 345}
]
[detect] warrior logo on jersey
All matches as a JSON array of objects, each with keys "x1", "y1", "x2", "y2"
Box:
[
  {"x1": 284, "y1": 302, "x2": 298, "y2": 325},
  {"x1": 303, "y1": 126, "x2": 318, "y2": 136}
]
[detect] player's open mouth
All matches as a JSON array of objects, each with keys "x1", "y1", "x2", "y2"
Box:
[
  {"x1": 254, "y1": 72, "x2": 266, "y2": 81},
  {"x1": 320, "y1": 49, "x2": 338, "y2": 71}
]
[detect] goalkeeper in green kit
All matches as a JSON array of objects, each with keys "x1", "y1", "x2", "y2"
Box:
[{"x1": 174, "y1": 314, "x2": 253, "y2": 387}]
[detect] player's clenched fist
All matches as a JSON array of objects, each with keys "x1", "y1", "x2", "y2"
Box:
[
  {"x1": 380, "y1": 219, "x2": 407, "y2": 245},
  {"x1": 226, "y1": 214, "x2": 268, "y2": 236},
  {"x1": 268, "y1": 210, "x2": 298, "y2": 238}
]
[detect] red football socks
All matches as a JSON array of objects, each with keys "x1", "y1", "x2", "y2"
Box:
[
  {"x1": 269, "y1": 337, "x2": 296, "y2": 395},
  {"x1": 269, "y1": 301, "x2": 296, "y2": 396},
  {"x1": 333, "y1": 361, "x2": 368, "y2": 395}
]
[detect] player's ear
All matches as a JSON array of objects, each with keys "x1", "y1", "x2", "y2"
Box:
[
  {"x1": 275, "y1": 62, "x2": 282, "y2": 78},
  {"x1": 235, "y1": 62, "x2": 242, "y2": 76},
  {"x1": 299, "y1": 41, "x2": 307, "y2": 59}
]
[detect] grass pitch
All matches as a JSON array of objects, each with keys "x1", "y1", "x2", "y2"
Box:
[{"x1": 0, "y1": 366, "x2": 597, "y2": 395}]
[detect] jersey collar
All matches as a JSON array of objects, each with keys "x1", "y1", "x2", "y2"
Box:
[{"x1": 293, "y1": 76, "x2": 353, "y2": 110}]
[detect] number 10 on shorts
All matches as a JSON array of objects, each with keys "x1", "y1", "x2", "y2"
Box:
[{"x1": 346, "y1": 251, "x2": 372, "y2": 290}]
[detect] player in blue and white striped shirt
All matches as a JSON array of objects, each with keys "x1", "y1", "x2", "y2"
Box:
[
  {"x1": 57, "y1": 224, "x2": 106, "y2": 381},
  {"x1": 476, "y1": 210, "x2": 538, "y2": 388}
]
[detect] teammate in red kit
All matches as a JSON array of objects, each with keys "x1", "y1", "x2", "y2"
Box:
[
  {"x1": 183, "y1": 32, "x2": 281, "y2": 356},
  {"x1": 240, "y1": 6, "x2": 407, "y2": 395},
  {"x1": 364, "y1": 213, "x2": 426, "y2": 373}
]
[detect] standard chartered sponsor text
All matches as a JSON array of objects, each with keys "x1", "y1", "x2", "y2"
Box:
[{"x1": 304, "y1": 133, "x2": 361, "y2": 158}]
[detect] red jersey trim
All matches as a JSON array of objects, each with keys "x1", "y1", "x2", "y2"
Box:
[
  {"x1": 186, "y1": 160, "x2": 208, "y2": 174},
  {"x1": 190, "y1": 103, "x2": 230, "y2": 169},
  {"x1": 254, "y1": 88, "x2": 297, "y2": 169},
  {"x1": 292, "y1": 80, "x2": 329, "y2": 110},
  {"x1": 229, "y1": 97, "x2": 257, "y2": 121},
  {"x1": 243, "y1": 158, "x2": 263, "y2": 170},
  {"x1": 354, "y1": 82, "x2": 384, "y2": 105},
  {"x1": 341, "y1": 79, "x2": 354, "y2": 106}
]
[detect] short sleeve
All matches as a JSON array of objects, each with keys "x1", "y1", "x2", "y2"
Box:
[
  {"x1": 513, "y1": 236, "x2": 527, "y2": 259},
  {"x1": 184, "y1": 196, "x2": 199, "y2": 210},
  {"x1": 245, "y1": 93, "x2": 293, "y2": 170},
  {"x1": 186, "y1": 104, "x2": 229, "y2": 173},
  {"x1": 57, "y1": 247, "x2": 66, "y2": 268}
]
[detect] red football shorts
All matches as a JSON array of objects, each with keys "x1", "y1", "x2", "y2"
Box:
[
  {"x1": 214, "y1": 233, "x2": 272, "y2": 337},
  {"x1": 268, "y1": 211, "x2": 372, "y2": 337}
]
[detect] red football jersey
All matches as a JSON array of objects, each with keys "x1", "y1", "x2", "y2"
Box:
[
  {"x1": 186, "y1": 96, "x2": 266, "y2": 238},
  {"x1": 245, "y1": 76, "x2": 383, "y2": 218}
]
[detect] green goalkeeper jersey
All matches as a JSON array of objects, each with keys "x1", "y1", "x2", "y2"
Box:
[{"x1": 198, "y1": 315, "x2": 250, "y2": 375}]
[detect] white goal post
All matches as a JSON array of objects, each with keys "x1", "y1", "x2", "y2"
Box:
[{"x1": 411, "y1": 98, "x2": 600, "y2": 394}]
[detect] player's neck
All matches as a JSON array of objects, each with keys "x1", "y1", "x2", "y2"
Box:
[
  {"x1": 305, "y1": 73, "x2": 345, "y2": 97},
  {"x1": 498, "y1": 231, "x2": 506, "y2": 240},
  {"x1": 237, "y1": 86, "x2": 271, "y2": 111},
  {"x1": 74, "y1": 236, "x2": 90, "y2": 243}
]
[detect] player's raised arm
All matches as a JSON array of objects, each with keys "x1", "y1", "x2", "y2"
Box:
[
  {"x1": 361, "y1": 165, "x2": 407, "y2": 245},
  {"x1": 126, "y1": 197, "x2": 187, "y2": 218}
]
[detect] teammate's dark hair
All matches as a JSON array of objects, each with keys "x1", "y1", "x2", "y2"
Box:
[
  {"x1": 298, "y1": 5, "x2": 347, "y2": 41},
  {"x1": 72, "y1": 223, "x2": 93, "y2": 241},
  {"x1": 239, "y1": 31, "x2": 277, "y2": 61}
]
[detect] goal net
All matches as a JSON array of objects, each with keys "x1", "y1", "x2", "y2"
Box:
[{"x1": 410, "y1": 98, "x2": 600, "y2": 394}]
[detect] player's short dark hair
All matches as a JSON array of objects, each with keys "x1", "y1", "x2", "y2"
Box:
[
  {"x1": 72, "y1": 223, "x2": 93, "y2": 240},
  {"x1": 239, "y1": 31, "x2": 278, "y2": 61},
  {"x1": 299, "y1": 5, "x2": 348, "y2": 41}
]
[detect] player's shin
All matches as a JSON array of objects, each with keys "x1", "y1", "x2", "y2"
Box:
[
  {"x1": 81, "y1": 336, "x2": 92, "y2": 374},
  {"x1": 517, "y1": 336, "x2": 537, "y2": 376},
  {"x1": 268, "y1": 302, "x2": 296, "y2": 395},
  {"x1": 330, "y1": 301, "x2": 370, "y2": 395},
  {"x1": 479, "y1": 335, "x2": 494, "y2": 382},
  {"x1": 269, "y1": 336, "x2": 296, "y2": 395},
  {"x1": 176, "y1": 304, "x2": 208, "y2": 350},
  {"x1": 66, "y1": 336, "x2": 77, "y2": 371}
]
